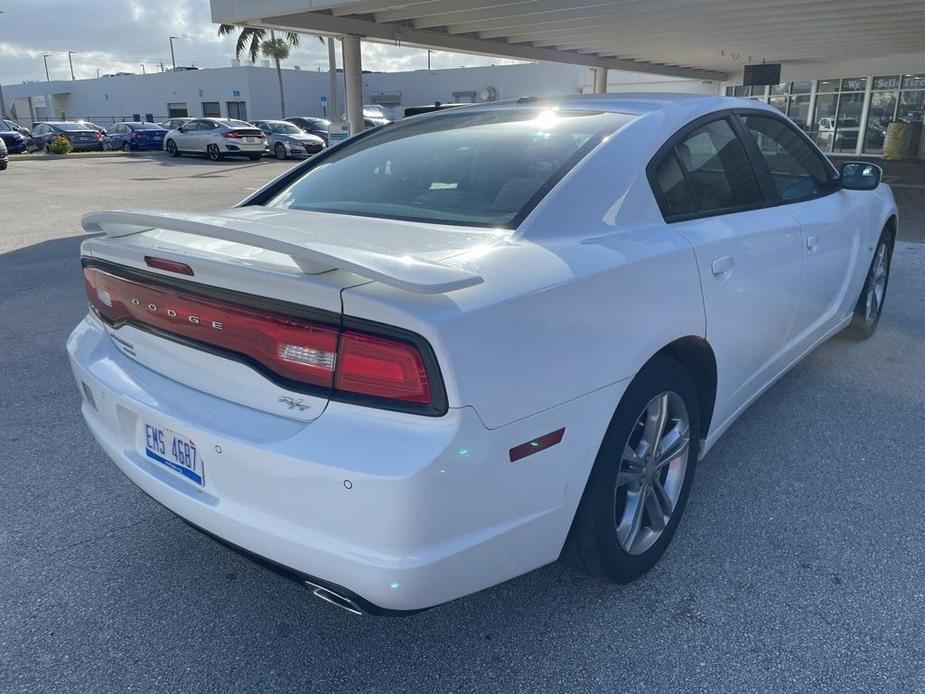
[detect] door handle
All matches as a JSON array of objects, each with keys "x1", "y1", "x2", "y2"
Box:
[
  {"x1": 711, "y1": 255, "x2": 734, "y2": 277},
  {"x1": 806, "y1": 234, "x2": 819, "y2": 253}
]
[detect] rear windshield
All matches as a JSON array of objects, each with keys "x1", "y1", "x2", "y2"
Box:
[
  {"x1": 130, "y1": 122, "x2": 162, "y2": 130},
  {"x1": 268, "y1": 108, "x2": 634, "y2": 227}
]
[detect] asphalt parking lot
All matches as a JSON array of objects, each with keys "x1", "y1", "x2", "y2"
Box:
[{"x1": 2, "y1": 155, "x2": 925, "y2": 692}]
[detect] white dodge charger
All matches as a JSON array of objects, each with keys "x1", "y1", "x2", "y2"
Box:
[{"x1": 68, "y1": 94, "x2": 896, "y2": 614}]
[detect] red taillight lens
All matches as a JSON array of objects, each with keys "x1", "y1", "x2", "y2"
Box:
[
  {"x1": 222, "y1": 130, "x2": 240, "y2": 138},
  {"x1": 83, "y1": 266, "x2": 435, "y2": 406},
  {"x1": 84, "y1": 267, "x2": 338, "y2": 387},
  {"x1": 336, "y1": 331, "x2": 430, "y2": 404}
]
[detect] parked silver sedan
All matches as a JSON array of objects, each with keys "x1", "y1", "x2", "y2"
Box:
[
  {"x1": 251, "y1": 119, "x2": 326, "y2": 160},
  {"x1": 163, "y1": 118, "x2": 266, "y2": 161}
]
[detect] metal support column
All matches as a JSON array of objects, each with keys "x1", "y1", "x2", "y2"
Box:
[
  {"x1": 342, "y1": 35, "x2": 363, "y2": 136},
  {"x1": 593, "y1": 67, "x2": 608, "y2": 94}
]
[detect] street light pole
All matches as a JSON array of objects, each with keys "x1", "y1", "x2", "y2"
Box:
[
  {"x1": 140, "y1": 64, "x2": 146, "y2": 75},
  {"x1": 43, "y1": 54, "x2": 52, "y2": 81},
  {"x1": 67, "y1": 50, "x2": 77, "y2": 81},
  {"x1": 169, "y1": 36, "x2": 179, "y2": 71}
]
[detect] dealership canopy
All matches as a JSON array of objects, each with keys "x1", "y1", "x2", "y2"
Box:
[{"x1": 211, "y1": 0, "x2": 925, "y2": 130}]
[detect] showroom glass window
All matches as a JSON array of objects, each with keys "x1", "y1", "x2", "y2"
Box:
[
  {"x1": 865, "y1": 76, "x2": 900, "y2": 154},
  {"x1": 740, "y1": 114, "x2": 835, "y2": 201},
  {"x1": 811, "y1": 78, "x2": 867, "y2": 153},
  {"x1": 730, "y1": 81, "x2": 812, "y2": 131}
]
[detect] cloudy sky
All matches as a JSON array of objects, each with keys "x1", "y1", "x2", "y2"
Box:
[{"x1": 0, "y1": 0, "x2": 519, "y2": 85}]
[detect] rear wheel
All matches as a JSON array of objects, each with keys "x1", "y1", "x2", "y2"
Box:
[
  {"x1": 166, "y1": 139, "x2": 180, "y2": 157},
  {"x1": 563, "y1": 355, "x2": 701, "y2": 583},
  {"x1": 207, "y1": 144, "x2": 223, "y2": 161},
  {"x1": 845, "y1": 229, "x2": 894, "y2": 340},
  {"x1": 121, "y1": 142, "x2": 130, "y2": 152},
  {"x1": 274, "y1": 142, "x2": 288, "y2": 160}
]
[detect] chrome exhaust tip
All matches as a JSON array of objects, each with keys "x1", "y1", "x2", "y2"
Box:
[{"x1": 305, "y1": 580, "x2": 364, "y2": 615}]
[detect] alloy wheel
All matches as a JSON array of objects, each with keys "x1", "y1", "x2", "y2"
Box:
[
  {"x1": 207, "y1": 145, "x2": 220, "y2": 161},
  {"x1": 275, "y1": 143, "x2": 287, "y2": 160},
  {"x1": 865, "y1": 240, "x2": 889, "y2": 324},
  {"x1": 614, "y1": 391, "x2": 691, "y2": 555}
]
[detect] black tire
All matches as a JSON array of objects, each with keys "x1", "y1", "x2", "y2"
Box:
[
  {"x1": 166, "y1": 140, "x2": 180, "y2": 157},
  {"x1": 274, "y1": 142, "x2": 288, "y2": 160},
  {"x1": 207, "y1": 144, "x2": 223, "y2": 161},
  {"x1": 0, "y1": 161, "x2": 7, "y2": 171},
  {"x1": 845, "y1": 227, "x2": 894, "y2": 340},
  {"x1": 121, "y1": 142, "x2": 130, "y2": 152},
  {"x1": 563, "y1": 355, "x2": 701, "y2": 583},
  {"x1": 248, "y1": 153, "x2": 263, "y2": 161}
]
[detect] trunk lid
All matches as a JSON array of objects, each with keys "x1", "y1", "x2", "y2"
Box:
[{"x1": 80, "y1": 206, "x2": 505, "y2": 420}]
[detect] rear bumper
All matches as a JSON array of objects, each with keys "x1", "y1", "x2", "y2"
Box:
[
  {"x1": 3, "y1": 140, "x2": 26, "y2": 153},
  {"x1": 67, "y1": 315, "x2": 616, "y2": 611},
  {"x1": 221, "y1": 141, "x2": 265, "y2": 154}
]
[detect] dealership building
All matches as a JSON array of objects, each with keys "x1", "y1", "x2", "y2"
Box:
[{"x1": 2, "y1": 0, "x2": 923, "y2": 159}]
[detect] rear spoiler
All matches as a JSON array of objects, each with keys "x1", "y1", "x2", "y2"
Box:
[{"x1": 82, "y1": 210, "x2": 483, "y2": 294}]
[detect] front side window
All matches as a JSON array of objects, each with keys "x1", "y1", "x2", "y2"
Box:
[
  {"x1": 740, "y1": 114, "x2": 835, "y2": 202},
  {"x1": 674, "y1": 119, "x2": 763, "y2": 214},
  {"x1": 268, "y1": 108, "x2": 634, "y2": 227}
]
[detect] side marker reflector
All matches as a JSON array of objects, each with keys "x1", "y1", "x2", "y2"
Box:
[{"x1": 509, "y1": 427, "x2": 565, "y2": 462}]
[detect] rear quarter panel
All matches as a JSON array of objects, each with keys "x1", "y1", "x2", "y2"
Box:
[{"x1": 342, "y1": 227, "x2": 703, "y2": 429}]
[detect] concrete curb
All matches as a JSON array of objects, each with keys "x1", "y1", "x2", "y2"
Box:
[{"x1": 11, "y1": 150, "x2": 167, "y2": 161}]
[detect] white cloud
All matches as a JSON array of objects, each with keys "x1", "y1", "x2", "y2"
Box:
[{"x1": 0, "y1": 0, "x2": 522, "y2": 84}]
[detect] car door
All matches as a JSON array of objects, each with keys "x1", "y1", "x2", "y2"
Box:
[
  {"x1": 650, "y1": 115, "x2": 804, "y2": 432},
  {"x1": 737, "y1": 112, "x2": 865, "y2": 343},
  {"x1": 112, "y1": 123, "x2": 126, "y2": 148},
  {"x1": 198, "y1": 120, "x2": 220, "y2": 151},
  {"x1": 178, "y1": 120, "x2": 203, "y2": 151},
  {"x1": 32, "y1": 124, "x2": 49, "y2": 148}
]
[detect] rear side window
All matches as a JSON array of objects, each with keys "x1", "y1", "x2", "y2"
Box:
[
  {"x1": 675, "y1": 119, "x2": 763, "y2": 214},
  {"x1": 268, "y1": 108, "x2": 635, "y2": 228},
  {"x1": 739, "y1": 114, "x2": 835, "y2": 202},
  {"x1": 652, "y1": 153, "x2": 695, "y2": 217}
]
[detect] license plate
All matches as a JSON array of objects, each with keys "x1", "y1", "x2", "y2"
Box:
[
  {"x1": 244, "y1": 137, "x2": 257, "y2": 143},
  {"x1": 143, "y1": 423, "x2": 203, "y2": 486}
]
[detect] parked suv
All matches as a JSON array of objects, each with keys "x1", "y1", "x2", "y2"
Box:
[{"x1": 164, "y1": 118, "x2": 266, "y2": 161}]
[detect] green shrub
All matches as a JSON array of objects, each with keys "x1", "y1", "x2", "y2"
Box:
[{"x1": 47, "y1": 134, "x2": 73, "y2": 155}]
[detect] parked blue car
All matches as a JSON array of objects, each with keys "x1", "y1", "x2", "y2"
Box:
[
  {"x1": 103, "y1": 122, "x2": 168, "y2": 151},
  {"x1": 30, "y1": 121, "x2": 103, "y2": 151},
  {"x1": 0, "y1": 119, "x2": 29, "y2": 153}
]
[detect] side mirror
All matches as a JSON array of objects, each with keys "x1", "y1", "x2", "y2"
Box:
[{"x1": 840, "y1": 162, "x2": 882, "y2": 191}]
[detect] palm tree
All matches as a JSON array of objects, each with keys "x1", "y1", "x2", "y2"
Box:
[{"x1": 218, "y1": 24, "x2": 299, "y2": 117}]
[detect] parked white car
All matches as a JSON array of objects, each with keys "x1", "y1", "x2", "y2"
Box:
[
  {"x1": 69, "y1": 95, "x2": 896, "y2": 614},
  {"x1": 163, "y1": 118, "x2": 266, "y2": 161}
]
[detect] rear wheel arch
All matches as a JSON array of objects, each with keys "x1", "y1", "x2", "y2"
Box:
[{"x1": 651, "y1": 336, "x2": 718, "y2": 447}]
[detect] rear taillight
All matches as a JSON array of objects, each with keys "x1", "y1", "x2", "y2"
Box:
[
  {"x1": 83, "y1": 266, "x2": 434, "y2": 408},
  {"x1": 222, "y1": 130, "x2": 240, "y2": 139},
  {"x1": 336, "y1": 331, "x2": 430, "y2": 404}
]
